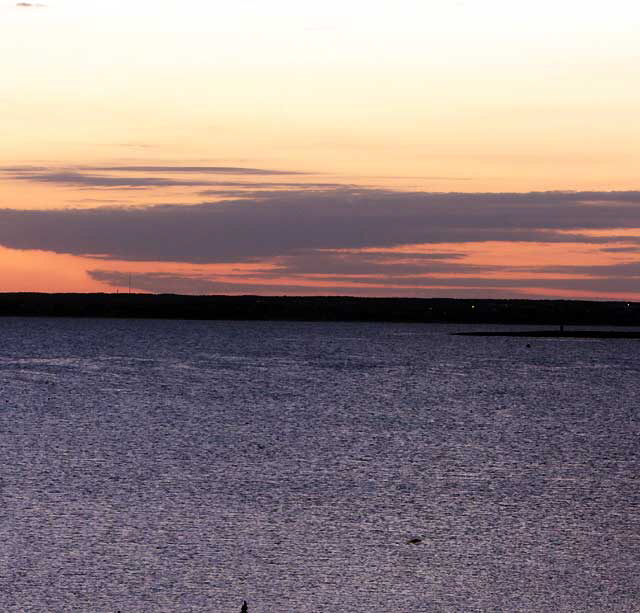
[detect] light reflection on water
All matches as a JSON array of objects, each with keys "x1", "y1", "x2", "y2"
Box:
[{"x1": 0, "y1": 318, "x2": 639, "y2": 612}]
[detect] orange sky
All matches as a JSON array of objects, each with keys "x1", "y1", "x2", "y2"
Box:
[{"x1": 1, "y1": 0, "x2": 640, "y2": 299}]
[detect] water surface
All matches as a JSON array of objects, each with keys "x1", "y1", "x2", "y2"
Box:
[{"x1": 0, "y1": 318, "x2": 638, "y2": 611}]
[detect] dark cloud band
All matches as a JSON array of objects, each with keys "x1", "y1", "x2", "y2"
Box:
[{"x1": 1, "y1": 189, "x2": 640, "y2": 265}]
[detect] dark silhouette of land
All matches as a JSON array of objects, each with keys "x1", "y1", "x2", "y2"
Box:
[
  {"x1": 456, "y1": 329, "x2": 640, "y2": 339},
  {"x1": 0, "y1": 293, "x2": 639, "y2": 332}
]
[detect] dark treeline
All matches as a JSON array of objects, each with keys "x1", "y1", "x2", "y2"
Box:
[{"x1": 0, "y1": 293, "x2": 639, "y2": 326}]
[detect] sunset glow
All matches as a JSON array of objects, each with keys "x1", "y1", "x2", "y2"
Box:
[{"x1": 2, "y1": 0, "x2": 639, "y2": 299}]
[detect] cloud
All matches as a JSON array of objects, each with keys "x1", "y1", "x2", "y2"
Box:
[
  {"x1": 308, "y1": 275, "x2": 640, "y2": 293},
  {"x1": 16, "y1": 2, "x2": 46, "y2": 7},
  {"x1": 1, "y1": 188, "x2": 640, "y2": 265},
  {"x1": 198, "y1": 182, "x2": 348, "y2": 193},
  {"x1": 1, "y1": 166, "x2": 49, "y2": 172},
  {"x1": 3, "y1": 171, "x2": 311, "y2": 189},
  {"x1": 88, "y1": 270, "x2": 536, "y2": 299},
  {"x1": 103, "y1": 144, "x2": 159, "y2": 150},
  {"x1": 263, "y1": 250, "x2": 490, "y2": 278},
  {"x1": 1, "y1": 167, "x2": 313, "y2": 190},
  {"x1": 89, "y1": 268, "x2": 640, "y2": 299},
  {"x1": 6, "y1": 171, "x2": 208, "y2": 188},
  {"x1": 4, "y1": 170, "x2": 640, "y2": 296},
  {"x1": 600, "y1": 246, "x2": 640, "y2": 253},
  {"x1": 519, "y1": 260, "x2": 640, "y2": 277},
  {"x1": 89, "y1": 166, "x2": 302, "y2": 175}
]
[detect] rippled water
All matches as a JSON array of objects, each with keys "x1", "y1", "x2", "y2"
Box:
[{"x1": 0, "y1": 317, "x2": 639, "y2": 612}]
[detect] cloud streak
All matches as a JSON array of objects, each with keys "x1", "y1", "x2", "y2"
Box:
[
  {"x1": 89, "y1": 268, "x2": 640, "y2": 299},
  {"x1": 1, "y1": 166, "x2": 327, "y2": 192},
  {"x1": 2, "y1": 165, "x2": 302, "y2": 177},
  {"x1": 2, "y1": 169, "x2": 313, "y2": 189},
  {"x1": 7, "y1": 171, "x2": 210, "y2": 188},
  {"x1": 90, "y1": 166, "x2": 304, "y2": 175},
  {"x1": 263, "y1": 250, "x2": 492, "y2": 277},
  {"x1": 88, "y1": 270, "x2": 537, "y2": 299}
]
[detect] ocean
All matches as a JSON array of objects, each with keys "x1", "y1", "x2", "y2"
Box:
[{"x1": 0, "y1": 317, "x2": 638, "y2": 612}]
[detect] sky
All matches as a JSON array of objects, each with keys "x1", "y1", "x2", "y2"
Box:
[{"x1": 2, "y1": 0, "x2": 640, "y2": 299}]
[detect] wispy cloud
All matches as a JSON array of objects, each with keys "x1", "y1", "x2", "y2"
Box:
[
  {"x1": 90, "y1": 268, "x2": 640, "y2": 299},
  {"x1": 88, "y1": 270, "x2": 535, "y2": 299},
  {"x1": 1, "y1": 166, "x2": 310, "y2": 190},
  {"x1": 87, "y1": 268, "x2": 640, "y2": 298},
  {"x1": 198, "y1": 182, "x2": 347, "y2": 192},
  {"x1": 262, "y1": 250, "x2": 490, "y2": 278},
  {"x1": 89, "y1": 166, "x2": 303, "y2": 175},
  {"x1": 1, "y1": 166, "x2": 49, "y2": 172},
  {"x1": 600, "y1": 246, "x2": 640, "y2": 253},
  {"x1": 5, "y1": 171, "x2": 207, "y2": 188},
  {"x1": 519, "y1": 261, "x2": 640, "y2": 277}
]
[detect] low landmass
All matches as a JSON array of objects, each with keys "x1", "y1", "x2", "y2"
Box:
[
  {"x1": 0, "y1": 293, "x2": 639, "y2": 330},
  {"x1": 455, "y1": 329, "x2": 640, "y2": 339}
]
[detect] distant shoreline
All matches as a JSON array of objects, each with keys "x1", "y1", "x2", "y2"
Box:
[
  {"x1": 1, "y1": 293, "x2": 639, "y2": 327},
  {"x1": 455, "y1": 330, "x2": 640, "y2": 339}
]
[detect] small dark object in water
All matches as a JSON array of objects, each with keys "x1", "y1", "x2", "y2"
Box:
[
  {"x1": 241, "y1": 601, "x2": 248, "y2": 613},
  {"x1": 526, "y1": 343, "x2": 531, "y2": 348},
  {"x1": 407, "y1": 537, "x2": 422, "y2": 545}
]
